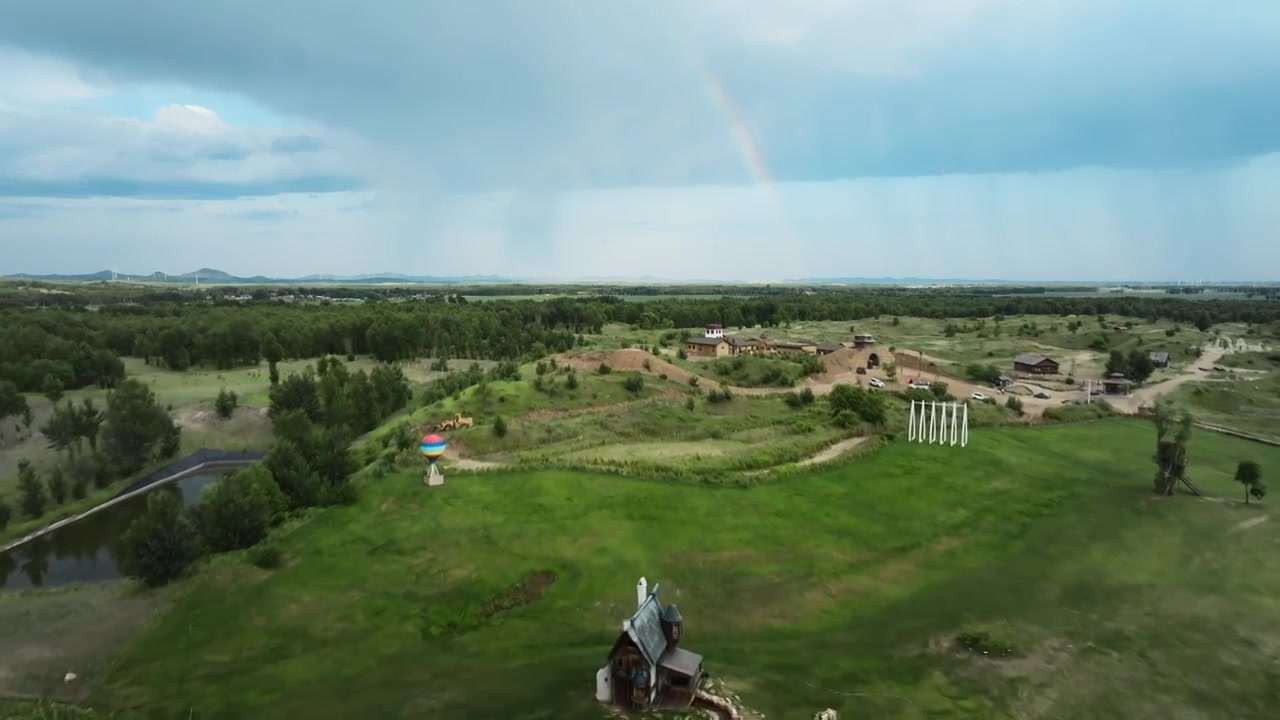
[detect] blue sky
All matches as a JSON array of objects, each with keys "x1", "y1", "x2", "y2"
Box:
[{"x1": 0, "y1": 0, "x2": 1278, "y2": 281}]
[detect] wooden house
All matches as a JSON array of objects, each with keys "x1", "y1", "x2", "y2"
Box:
[
  {"x1": 596, "y1": 577, "x2": 705, "y2": 712},
  {"x1": 1149, "y1": 352, "x2": 1171, "y2": 368},
  {"x1": 684, "y1": 336, "x2": 730, "y2": 358},
  {"x1": 726, "y1": 336, "x2": 764, "y2": 356},
  {"x1": 1013, "y1": 353, "x2": 1060, "y2": 375}
]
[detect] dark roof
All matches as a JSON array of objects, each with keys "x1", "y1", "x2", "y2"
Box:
[
  {"x1": 628, "y1": 593, "x2": 668, "y2": 666},
  {"x1": 1014, "y1": 353, "x2": 1057, "y2": 366},
  {"x1": 816, "y1": 344, "x2": 843, "y2": 353},
  {"x1": 662, "y1": 603, "x2": 682, "y2": 622},
  {"x1": 685, "y1": 337, "x2": 726, "y2": 346},
  {"x1": 658, "y1": 646, "x2": 703, "y2": 677},
  {"x1": 727, "y1": 336, "x2": 760, "y2": 345},
  {"x1": 775, "y1": 340, "x2": 815, "y2": 348},
  {"x1": 1149, "y1": 352, "x2": 1170, "y2": 362}
]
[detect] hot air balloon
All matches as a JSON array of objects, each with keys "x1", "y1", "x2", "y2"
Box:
[{"x1": 420, "y1": 433, "x2": 447, "y2": 486}]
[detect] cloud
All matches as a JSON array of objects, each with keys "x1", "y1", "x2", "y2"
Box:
[
  {"x1": 1, "y1": 0, "x2": 1278, "y2": 192},
  {"x1": 0, "y1": 101, "x2": 366, "y2": 198}
]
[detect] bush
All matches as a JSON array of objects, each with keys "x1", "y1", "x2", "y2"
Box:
[
  {"x1": 249, "y1": 544, "x2": 283, "y2": 569},
  {"x1": 799, "y1": 387, "x2": 816, "y2": 405},
  {"x1": 565, "y1": 372, "x2": 579, "y2": 390},
  {"x1": 597, "y1": 363, "x2": 612, "y2": 375},
  {"x1": 0, "y1": 498, "x2": 12, "y2": 531},
  {"x1": 706, "y1": 387, "x2": 733, "y2": 404},
  {"x1": 623, "y1": 375, "x2": 645, "y2": 394},
  {"x1": 685, "y1": 397, "x2": 696, "y2": 411},
  {"x1": 493, "y1": 416, "x2": 509, "y2": 438},
  {"x1": 121, "y1": 490, "x2": 203, "y2": 587},
  {"x1": 1005, "y1": 396, "x2": 1025, "y2": 415}
]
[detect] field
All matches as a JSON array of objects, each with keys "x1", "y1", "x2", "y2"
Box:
[{"x1": 84, "y1": 420, "x2": 1280, "y2": 720}]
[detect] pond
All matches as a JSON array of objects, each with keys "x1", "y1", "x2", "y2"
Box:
[{"x1": 0, "y1": 472, "x2": 226, "y2": 591}]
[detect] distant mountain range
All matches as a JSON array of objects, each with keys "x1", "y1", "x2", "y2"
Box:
[
  {"x1": 2, "y1": 268, "x2": 520, "y2": 285},
  {"x1": 2, "y1": 269, "x2": 1266, "y2": 286}
]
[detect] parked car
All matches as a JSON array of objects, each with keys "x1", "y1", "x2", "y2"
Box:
[
  {"x1": 970, "y1": 391, "x2": 987, "y2": 401},
  {"x1": 868, "y1": 378, "x2": 885, "y2": 389},
  {"x1": 1034, "y1": 391, "x2": 1051, "y2": 399}
]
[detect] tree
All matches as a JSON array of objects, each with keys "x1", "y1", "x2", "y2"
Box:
[
  {"x1": 16, "y1": 459, "x2": 47, "y2": 518},
  {"x1": 312, "y1": 427, "x2": 357, "y2": 505},
  {"x1": 493, "y1": 416, "x2": 509, "y2": 438},
  {"x1": 0, "y1": 381, "x2": 28, "y2": 431},
  {"x1": 99, "y1": 379, "x2": 179, "y2": 476},
  {"x1": 191, "y1": 466, "x2": 285, "y2": 553},
  {"x1": 1125, "y1": 349, "x2": 1155, "y2": 384},
  {"x1": 1104, "y1": 350, "x2": 1128, "y2": 377},
  {"x1": 0, "y1": 499, "x2": 11, "y2": 531},
  {"x1": 215, "y1": 388, "x2": 239, "y2": 419},
  {"x1": 1005, "y1": 396, "x2": 1024, "y2": 416},
  {"x1": 265, "y1": 439, "x2": 323, "y2": 510},
  {"x1": 46, "y1": 467, "x2": 67, "y2": 505},
  {"x1": 41, "y1": 374, "x2": 65, "y2": 402},
  {"x1": 884, "y1": 362, "x2": 898, "y2": 381},
  {"x1": 40, "y1": 399, "x2": 101, "y2": 455},
  {"x1": 1151, "y1": 398, "x2": 1196, "y2": 496},
  {"x1": 269, "y1": 371, "x2": 322, "y2": 422},
  {"x1": 121, "y1": 489, "x2": 202, "y2": 587},
  {"x1": 1234, "y1": 461, "x2": 1265, "y2": 504}
]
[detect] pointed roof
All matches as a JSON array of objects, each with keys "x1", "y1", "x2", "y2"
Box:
[
  {"x1": 662, "y1": 603, "x2": 682, "y2": 622},
  {"x1": 626, "y1": 592, "x2": 668, "y2": 666}
]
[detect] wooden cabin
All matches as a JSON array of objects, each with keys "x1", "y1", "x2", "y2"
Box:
[{"x1": 596, "y1": 577, "x2": 705, "y2": 712}]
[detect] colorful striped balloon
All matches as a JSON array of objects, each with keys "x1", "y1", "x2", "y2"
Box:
[{"x1": 420, "y1": 434, "x2": 447, "y2": 462}]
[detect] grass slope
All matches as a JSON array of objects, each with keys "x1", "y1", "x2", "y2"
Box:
[{"x1": 94, "y1": 420, "x2": 1280, "y2": 720}]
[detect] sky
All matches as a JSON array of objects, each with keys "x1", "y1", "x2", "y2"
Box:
[{"x1": 1, "y1": 0, "x2": 1278, "y2": 281}]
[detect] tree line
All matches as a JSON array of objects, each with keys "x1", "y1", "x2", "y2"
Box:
[{"x1": 3, "y1": 289, "x2": 1278, "y2": 395}]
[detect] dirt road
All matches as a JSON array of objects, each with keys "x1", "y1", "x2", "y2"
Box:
[{"x1": 1107, "y1": 347, "x2": 1228, "y2": 413}]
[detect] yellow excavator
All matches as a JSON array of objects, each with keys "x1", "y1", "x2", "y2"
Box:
[{"x1": 433, "y1": 413, "x2": 475, "y2": 432}]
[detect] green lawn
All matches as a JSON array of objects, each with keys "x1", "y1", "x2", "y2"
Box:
[
  {"x1": 1169, "y1": 374, "x2": 1280, "y2": 442},
  {"x1": 93, "y1": 419, "x2": 1280, "y2": 719}
]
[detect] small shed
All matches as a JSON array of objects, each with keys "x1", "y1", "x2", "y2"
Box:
[
  {"x1": 1149, "y1": 352, "x2": 1171, "y2": 368},
  {"x1": 815, "y1": 343, "x2": 844, "y2": 356},
  {"x1": 1013, "y1": 353, "x2": 1060, "y2": 375}
]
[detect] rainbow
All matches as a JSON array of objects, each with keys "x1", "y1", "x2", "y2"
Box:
[{"x1": 694, "y1": 60, "x2": 786, "y2": 218}]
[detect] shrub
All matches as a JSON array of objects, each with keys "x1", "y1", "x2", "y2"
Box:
[
  {"x1": 597, "y1": 363, "x2": 612, "y2": 375},
  {"x1": 121, "y1": 490, "x2": 202, "y2": 587},
  {"x1": 215, "y1": 388, "x2": 239, "y2": 419},
  {"x1": 799, "y1": 387, "x2": 816, "y2": 405},
  {"x1": 0, "y1": 499, "x2": 12, "y2": 531},
  {"x1": 623, "y1": 375, "x2": 645, "y2": 394},
  {"x1": 493, "y1": 416, "x2": 509, "y2": 437},
  {"x1": 565, "y1": 372, "x2": 579, "y2": 390},
  {"x1": 1005, "y1": 396, "x2": 1024, "y2": 415},
  {"x1": 685, "y1": 397, "x2": 696, "y2": 411},
  {"x1": 249, "y1": 544, "x2": 283, "y2": 569},
  {"x1": 784, "y1": 392, "x2": 804, "y2": 408}
]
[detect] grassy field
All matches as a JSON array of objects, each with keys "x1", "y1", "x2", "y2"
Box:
[
  {"x1": 1168, "y1": 373, "x2": 1280, "y2": 442},
  {"x1": 87, "y1": 419, "x2": 1280, "y2": 720}
]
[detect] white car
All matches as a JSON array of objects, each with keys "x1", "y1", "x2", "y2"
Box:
[
  {"x1": 909, "y1": 380, "x2": 931, "y2": 389},
  {"x1": 868, "y1": 378, "x2": 885, "y2": 389},
  {"x1": 970, "y1": 391, "x2": 987, "y2": 401}
]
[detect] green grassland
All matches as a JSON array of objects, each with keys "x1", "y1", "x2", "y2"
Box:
[
  {"x1": 1169, "y1": 374, "x2": 1280, "y2": 442},
  {"x1": 91, "y1": 419, "x2": 1280, "y2": 720}
]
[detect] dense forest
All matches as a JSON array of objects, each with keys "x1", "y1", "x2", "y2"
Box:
[{"x1": 2, "y1": 284, "x2": 1278, "y2": 394}]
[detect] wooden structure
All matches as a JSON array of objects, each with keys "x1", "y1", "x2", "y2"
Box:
[
  {"x1": 1149, "y1": 351, "x2": 1171, "y2": 368},
  {"x1": 726, "y1": 336, "x2": 764, "y2": 355},
  {"x1": 596, "y1": 577, "x2": 705, "y2": 712},
  {"x1": 815, "y1": 343, "x2": 844, "y2": 356},
  {"x1": 684, "y1": 336, "x2": 730, "y2": 358},
  {"x1": 1101, "y1": 373, "x2": 1131, "y2": 394},
  {"x1": 1013, "y1": 353, "x2": 1060, "y2": 375},
  {"x1": 772, "y1": 340, "x2": 817, "y2": 356},
  {"x1": 850, "y1": 333, "x2": 876, "y2": 349}
]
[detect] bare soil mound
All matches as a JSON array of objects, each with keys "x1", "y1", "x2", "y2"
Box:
[{"x1": 560, "y1": 349, "x2": 703, "y2": 386}]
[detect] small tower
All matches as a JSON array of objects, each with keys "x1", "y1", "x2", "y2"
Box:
[
  {"x1": 704, "y1": 324, "x2": 723, "y2": 340},
  {"x1": 660, "y1": 603, "x2": 683, "y2": 647}
]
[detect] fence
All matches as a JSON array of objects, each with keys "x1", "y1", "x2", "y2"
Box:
[{"x1": 113, "y1": 448, "x2": 266, "y2": 498}]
